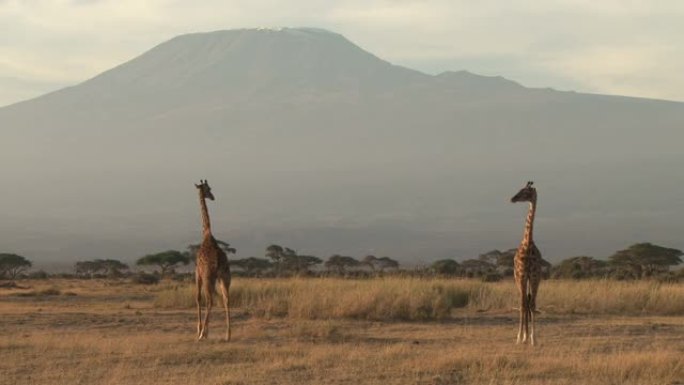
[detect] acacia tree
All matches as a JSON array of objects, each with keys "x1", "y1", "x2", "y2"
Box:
[
  {"x1": 75, "y1": 260, "x2": 102, "y2": 277},
  {"x1": 281, "y1": 247, "x2": 297, "y2": 272},
  {"x1": 187, "y1": 240, "x2": 236, "y2": 259},
  {"x1": 282, "y1": 252, "x2": 323, "y2": 276},
  {"x1": 232, "y1": 257, "x2": 273, "y2": 276},
  {"x1": 496, "y1": 249, "x2": 517, "y2": 271},
  {"x1": 75, "y1": 259, "x2": 129, "y2": 278},
  {"x1": 136, "y1": 250, "x2": 190, "y2": 277},
  {"x1": 363, "y1": 255, "x2": 400, "y2": 274},
  {"x1": 551, "y1": 256, "x2": 608, "y2": 279},
  {"x1": 99, "y1": 259, "x2": 129, "y2": 277},
  {"x1": 460, "y1": 259, "x2": 496, "y2": 277},
  {"x1": 609, "y1": 243, "x2": 683, "y2": 279},
  {"x1": 265, "y1": 245, "x2": 286, "y2": 276},
  {"x1": 478, "y1": 250, "x2": 502, "y2": 265},
  {"x1": 264, "y1": 246, "x2": 322, "y2": 276},
  {"x1": 325, "y1": 255, "x2": 360, "y2": 275},
  {"x1": 431, "y1": 259, "x2": 460, "y2": 276},
  {"x1": 216, "y1": 240, "x2": 237, "y2": 255},
  {"x1": 478, "y1": 249, "x2": 518, "y2": 276},
  {"x1": 362, "y1": 255, "x2": 378, "y2": 271},
  {"x1": 0, "y1": 253, "x2": 32, "y2": 279}
]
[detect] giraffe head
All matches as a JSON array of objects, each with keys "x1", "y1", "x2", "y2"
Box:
[
  {"x1": 195, "y1": 179, "x2": 215, "y2": 201},
  {"x1": 510, "y1": 181, "x2": 536, "y2": 203}
]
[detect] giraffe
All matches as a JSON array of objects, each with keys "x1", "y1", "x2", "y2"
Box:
[
  {"x1": 510, "y1": 181, "x2": 542, "y2": 345},
  {"x1": 194, "y1": 179, "x2": 232, "y2": 341}
]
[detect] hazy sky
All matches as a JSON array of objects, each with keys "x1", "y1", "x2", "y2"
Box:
[{"x1": 1, "y1": 0, "x2": 683, "y2": 106}]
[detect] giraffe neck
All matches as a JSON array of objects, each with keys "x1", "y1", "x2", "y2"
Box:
[
  {"x1": 199, "y1": 192, "x2": 212, "y2": 237},
  {"x1": 521, "y1": 199, "x2": 537, "y2": 247}
]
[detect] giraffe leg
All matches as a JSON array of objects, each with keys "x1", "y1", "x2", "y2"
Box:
[
  {"x1": 516, "y1": 279, "x2": 526, "y2": 344},
  {"x1": 529, "y1": 275, "x2": 541, "y2": 346},
  {"x1": 523, "y1": 284, "x2": 530, "y2": 342},
  {"x1": 529, "y1": 305, "x2": 535, "y2": 346},
  {"x1": 200, "y1": 281, "x2": 213, "y2": 339},
  {"x1": 521, "y1": 294, "x2": 529, "y2": 344},
  {"x1": 218, "y1": 276, "x2": 231, "y2": 342},
  {"x1": 195, "y1": 274, "x2": 203, "y2": 340},
  {"x1": 525, "y1": 298, "x2": 532, "y2": 344}
]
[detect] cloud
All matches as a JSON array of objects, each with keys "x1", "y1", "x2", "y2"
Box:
[{"x1": 1, "y1": 0, "x2": 683, "y2": 105}]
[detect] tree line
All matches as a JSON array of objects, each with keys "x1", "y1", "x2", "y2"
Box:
[
  {"x1": 429, "y1": 243, "x2": 683, "y2": 281},
  {"x1": 1, "y1": 242, "x2": 682, "y2": 282}
]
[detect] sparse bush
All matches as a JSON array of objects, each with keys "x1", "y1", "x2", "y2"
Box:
[
  {"x1": 131, "y1": 272, "x2": 160, "y2": 285},
  {"x1": 28, "y1": 270, "x2": 49, "y2": 279},
  {"x1": 39, "y1": 288, "x2": 61, "y2": 296},
  {"x1": 52, "y1": 273, "x2": 77, "y2": 279},
  {"x1": 656, "y1": 272, "x2": 683, "y2": 283},
  {"x1": 481, "y1": 272, "x2": 503, "y2": 282},
  {"x1": 75, "y1": 259, "x2": 129, "y2": 278},
  {"x1": 13, "y1": 287, "x2": 61, "y2": 297},
  {"x1": 171, "y1": 272, "x2": 193, "y2": 282},
  {"x1": 107, "y1": 269, "x2": 127, "y2": 279}
]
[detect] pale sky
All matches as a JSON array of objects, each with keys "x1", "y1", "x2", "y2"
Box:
[{"x1": 1, "y1": 0, "x2": 683, "y2": 106}]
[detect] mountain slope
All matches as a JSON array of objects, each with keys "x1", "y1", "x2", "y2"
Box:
[{"x1": 1, "y1": 28, "x2": 683, "y2": 265}]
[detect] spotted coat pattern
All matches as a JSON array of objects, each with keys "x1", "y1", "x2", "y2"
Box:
[
  {"x1": 511, "y1": 182, "x2": 542, "y2": 345},
  {"x1": 194, "y1": 180, "x2": 232, "y2": 341}
]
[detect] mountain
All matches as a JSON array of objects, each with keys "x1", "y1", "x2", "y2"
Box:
[{"x1": 1, "y1": 27, "x2": 683, "y2": 267}]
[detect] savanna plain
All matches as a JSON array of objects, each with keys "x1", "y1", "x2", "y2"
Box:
[{"x1": 1, "y1": 278, "x2": 683, "y2": 385}]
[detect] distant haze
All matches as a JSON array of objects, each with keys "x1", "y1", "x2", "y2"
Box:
[{"x1": 1, "y1": 28, "x2": 683, "y2": 269}]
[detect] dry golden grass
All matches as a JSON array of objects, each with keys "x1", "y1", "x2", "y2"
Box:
[
  {"x1": 156, "y1": 278, "x2": 684, "y2": 319},
  {"x1": 1, "y1": 278, "x2": 683, "y2": 385}
]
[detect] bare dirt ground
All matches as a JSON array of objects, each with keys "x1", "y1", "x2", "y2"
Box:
[{"x1": 1, "y1": 279, "x2": 683, "y2": 385}]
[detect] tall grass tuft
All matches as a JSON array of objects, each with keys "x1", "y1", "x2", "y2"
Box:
[{"x1": 154, "y1": 278, "x2": 684, "y2": 320}]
